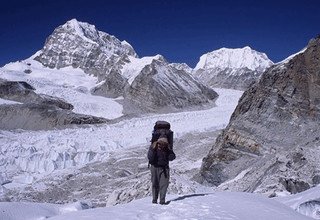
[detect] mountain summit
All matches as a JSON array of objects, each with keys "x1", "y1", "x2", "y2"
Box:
[
  {"x1": 34, "y1": 18, "x2": 137, "y2": 79},
  {"x1": 193, "y1": 46, "x2": 273, "y2": 90}
]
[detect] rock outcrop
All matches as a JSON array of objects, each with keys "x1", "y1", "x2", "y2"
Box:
[
  {"x1": 193, "y1": 47, "x2": 273, "y2": 90},
  {"x1": 0, "y1": 79, "x2": 107, "y2": 130},
  {"x1": 125, "y1": 58, "x2": 217, "y2": 112},
  {"x1": 0, "y1": 104, "x2": 107, "y2": 130},
  {"x1": 200, "y1": 37, "x2": 320, "y2": 196},
  {"x1": 92, "y1": 55, "x2": 218, "y2": 112},
  {"x1": 0, "y1": 79, "x2": 73, "y2": 110}
]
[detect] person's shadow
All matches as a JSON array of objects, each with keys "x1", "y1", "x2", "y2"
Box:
[{"x1": 165, "y1": 193, "x2": 207, "y2": 205}]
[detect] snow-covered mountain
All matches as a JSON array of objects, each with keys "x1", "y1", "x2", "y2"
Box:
[
  {"x1": 200, "y1": 36, "x2": 320, "y2": 197},
  {"x1": 28, "y1": 19, "x2": 217, "y2": 113},
  {"x1": 193, "y1": 46, "x2": 274, "y2": 90},
  {"x1": 34, "y1": 18, "x2": 137, "y2": 79}
]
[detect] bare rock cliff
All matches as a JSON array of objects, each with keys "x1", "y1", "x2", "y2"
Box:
[{"x1": 200, "y1": 37, "x2": 320, "y2": 196}]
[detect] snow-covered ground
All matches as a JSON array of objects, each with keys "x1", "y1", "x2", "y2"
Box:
[
  {"x1": 0, "y1": 192, "x2": 313, "y2": 220},
  {"x1": 276, "y1": 185, "x2": 320, "y2": 219}
]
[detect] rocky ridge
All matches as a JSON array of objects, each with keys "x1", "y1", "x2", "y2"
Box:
[{"x1": 200, "y1": 37, "x2": 320, "y2": 196}]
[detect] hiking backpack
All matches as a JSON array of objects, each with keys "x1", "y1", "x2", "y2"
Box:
[{"x1": 151, "y1": 121, "x2": 174, "y2": 150}]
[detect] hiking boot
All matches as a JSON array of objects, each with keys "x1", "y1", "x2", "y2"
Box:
[
  {"x1": 152, "y1": 200, "x2": 157, "y2": 204},
  {"x1": 159, "y1": 201, "x2": 165, "y2": 205}
]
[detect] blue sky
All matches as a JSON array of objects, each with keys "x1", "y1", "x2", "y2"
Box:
[{"x1": 0, "y1": 0, "x2": 319, "y2": 67}]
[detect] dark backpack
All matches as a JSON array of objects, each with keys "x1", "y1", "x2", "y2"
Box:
[{"x1": 151, "y1": 121, "x2": 173, "y2": 150}]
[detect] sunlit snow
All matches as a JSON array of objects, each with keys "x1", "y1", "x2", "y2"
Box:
[{"x1": 0, "y1": 192, "x2": 313, "y2": 220}]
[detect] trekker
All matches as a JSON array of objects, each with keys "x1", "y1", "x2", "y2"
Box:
[{"x1": 148, "y1": 121, "x2": 176, "y2": 205}]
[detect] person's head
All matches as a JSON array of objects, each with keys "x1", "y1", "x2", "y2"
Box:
[{"x1": 157, "y1": 137, "x2": 169, "y2": 150}]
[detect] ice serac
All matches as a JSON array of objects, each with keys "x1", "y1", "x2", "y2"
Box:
[
  {"x1": 199, "y1": 37, "x2": 320, "y2": 196},
  {"x1": 193, "y1": 46, "x2": 273, "y2": 90},
  {"x1": 34, "y1": 18, "x2": 137, "y2": 80}
]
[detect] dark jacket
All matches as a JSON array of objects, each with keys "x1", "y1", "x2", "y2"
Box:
[{"x1": 148, "y1": 143, "x2": 176, "y2": 167}]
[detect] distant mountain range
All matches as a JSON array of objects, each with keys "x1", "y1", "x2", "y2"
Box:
[{"x1": 0, "y1": 19, "x2": 279, "y2": 130}]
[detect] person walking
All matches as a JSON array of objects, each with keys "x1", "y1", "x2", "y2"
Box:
[{"x1": 148, "y1": 136, "x2": 176, "y2": 204}]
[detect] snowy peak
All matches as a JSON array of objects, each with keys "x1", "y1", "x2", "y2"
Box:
[
  {"x1": 62, "y1": 18, "x2": 97, "y2": 37},
  {"x1": 193, "y1": 46, "x2": 274, "y2": 90},
  {"x1": 169, "y1": 62, "x2": 193, "y2": 73},
  {"x1": 34, "y1": 19, "x2": 137, "y2": 76},
  {"x1": 195, "y1": 46, "x2": 273, "y2": 72},
  {"x1": 59, "y1": 19, "x2": 136, "y2": 57}
]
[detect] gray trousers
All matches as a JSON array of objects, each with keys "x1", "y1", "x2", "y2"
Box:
[{"x1": 150, "y1": 165, "x2": 169, "y2": 203}]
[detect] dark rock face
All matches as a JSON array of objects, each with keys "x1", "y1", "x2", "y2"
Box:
[
  {"x1": 125, "y1": 60, "x2": 218, "y2": 112},
  {"x1": 0, "y1": 104, "x2": 107, "y2": 130},
  {"x1": 91, "y1": 68, "x2": 129, "y2": 98},
  {"x1": 200, "y1": 37, "x2": 320, "y2": 195},
  {"x1": 0, "y1": 80, "x2": 73, "y2": 110},
  {"x1": 90, "y1": 55, "x2": 218, "y2": 113}
]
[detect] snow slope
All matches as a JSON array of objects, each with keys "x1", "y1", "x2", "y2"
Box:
[
  {"x1": 0, "y1": 98, "x2": 21, "y2": 105},
  {"x1": 276, "y1": 185, "x2": 320, "y2": 219},
  {"x1": 0, "y1": 192, "x2": 312, "y2": 220},
  {"x1": 0, "y1": 201, "x2": 89, "y2": 220},
  {"x1": 1, "y1": 59, "x2": 123, "y2": 119}
]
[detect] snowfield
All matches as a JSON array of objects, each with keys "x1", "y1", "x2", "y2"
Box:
[{"x1": 0, "y1": 192, "x2": 314, "y2": 220}]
